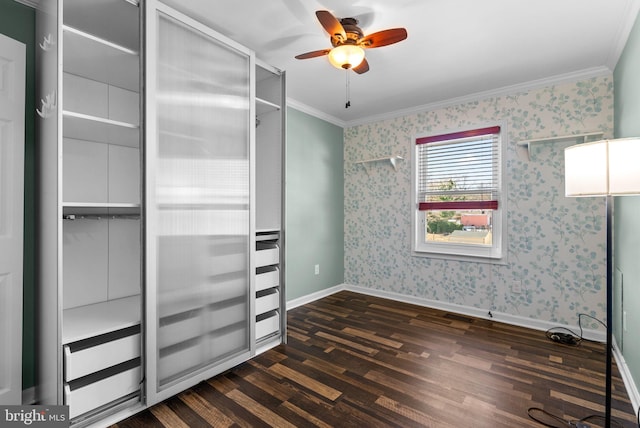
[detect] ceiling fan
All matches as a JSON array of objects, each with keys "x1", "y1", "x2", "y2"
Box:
[{"x1": 295, "y1": 10, "x2": 408, "y2": 74}]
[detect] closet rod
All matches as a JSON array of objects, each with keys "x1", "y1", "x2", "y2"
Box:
[{"x1": 63, "y1": 214, "x2": 140, "y2": 220}]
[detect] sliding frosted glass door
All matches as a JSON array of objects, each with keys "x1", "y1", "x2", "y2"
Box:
[{"x1": 145, "y1": 1, "x2": 254, "y2": 401}]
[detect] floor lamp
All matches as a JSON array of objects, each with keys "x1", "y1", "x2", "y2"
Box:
[{"x1": 565, "y1": 137, "x2": 640, "y2": 428}]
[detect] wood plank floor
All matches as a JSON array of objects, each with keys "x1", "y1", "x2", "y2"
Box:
[{"x1": 114, "y1": 291, "x2": 638, "y2": 427}]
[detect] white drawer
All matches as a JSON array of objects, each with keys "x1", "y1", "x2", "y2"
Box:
[
  {"x1": 216, "y1": 301, "x2": 248, "y2": 329},
  {"x1": 159, "y1": 301, "x2": 248, "y2": 349},
  {"x1": 65, "y1": 365, "x2": 140, "y2": 419},
  {"x1": 159, "y1": 314, "x2": 202, "y2": 349},
  {"x1": 256, "y1": 267, "x2": 279, "y2": 292},
  {"x1": 158, "y1": 341, "x2": 204, "y2": 383},
  {"x1": 158, "y1": 327, "x2": 247, "y2": 381},
  {"x1": 210, "y1": 252, "x2": 245, "y2": 276},
  {"x1": 64, "y1": 333, "x2": 140, "y2": 382},
  {"x1": 256, "y1": 247, "x2": 279, "y2": 267},
  {"x1": 256, "y1": 290, "x2": 279, "y2": 316},
  {"x1": 256, "y1": 312, "x2": 280, "y2": 340}
]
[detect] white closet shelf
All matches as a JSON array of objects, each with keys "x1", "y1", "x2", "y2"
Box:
[
  {"x1": 63, "y1": 295, "x2": 140, "y2": 344},
  {"x1": 63, "y1": 25, "x2": 139, "y2": 92},
  {"x1": 63, "y1": 110, "x2": 139, "y2": 147},
  {"x1": 354, "y1": 155, "x2": 404, "y2": 174},
  {"x1": 64, "y1": 0, "x2": 140, "y2": 53},
  {"x1": 516, "y1": 131, "x2": 604, "y2": 160},
  {"x1": 256, "y1": 97, "x2": 280, "y2": 116},
  {"x1": 63, "y1": 203, "x2": 140, "y2": 216}
]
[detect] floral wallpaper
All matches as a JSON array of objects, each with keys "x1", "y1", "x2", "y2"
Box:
[{"x1": 344, "y1": 76, "x2": 613, "y2": 326}]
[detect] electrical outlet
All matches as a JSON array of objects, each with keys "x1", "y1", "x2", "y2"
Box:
[
  {"x1": 511, "y1": 281, "x2": 522, "y2": 294},
  {"x1": 314, "y1": 264, "x2": 319, "y2": 275}
]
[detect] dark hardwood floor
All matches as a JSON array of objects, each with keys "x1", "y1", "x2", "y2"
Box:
[{"x1": 114, "y1": 291, "x2": 638, "y2": 427}]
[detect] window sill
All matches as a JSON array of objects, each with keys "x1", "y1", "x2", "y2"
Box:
[{"x1": 411, "y1": 249, "x2": 508, "y2": 265}]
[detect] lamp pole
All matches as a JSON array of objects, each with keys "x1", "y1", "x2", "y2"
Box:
[
  {"x1": 565, "y1": 138, "x2": 640, "y2": 428},
  {"x1": 605, "y1": 195, "x2": 612, "y2": 428}
]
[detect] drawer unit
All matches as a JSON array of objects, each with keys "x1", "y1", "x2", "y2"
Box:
[
  {"x1": 158, "y1": 311, "x2": 203, "y2": 349},
  {"x1": 158, "y1": 327, "x2": 247, "y2": 382},
  {"x1": 256, "y1": 290, "x2": 279, "y2": 316},
  {"x1": 62, "y1": 326, "x2": 141, "y2": 419},
  {"x1": 256, "y1": 266, "x2": 279, "y2": 292},
  {"x1": 256, "y1": 311, "x2": 280, "y2": 340},
  {"x1": 256, "y1": 240, "x2": 279, "y2": 267},
  {"x1": 210, "y1": 252, "x2": 246, "y2": 276},
  {"x1": 64, "y1": 332, "x2": 140, "y2": 381},
  {"x1": 255, "y1": 231, "x2": 283, "y2": 346},
  {"x1": 158, "y1": 339, "x2": 205, "y2": 383},
  {"x1": 159, "y1": 300, "x2": 247, "y2": 349},
  {"x1": 65, "y1": 364, "x2": 140, "y2": 419}
]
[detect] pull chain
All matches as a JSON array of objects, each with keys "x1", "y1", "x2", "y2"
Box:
[{"x1": 345, "y1": 69, "x2": 351, "y2": 108}]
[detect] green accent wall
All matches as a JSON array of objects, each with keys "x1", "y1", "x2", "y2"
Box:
[
  {"x1": 285, "y1": 107, "x2": 344, "y2": 301},
  {"x1": 0, "y1": 0, "x2": 36, "y2": 390},
  {"x1": 613, "y1": 10, "x2": 640, "y2": 401}
]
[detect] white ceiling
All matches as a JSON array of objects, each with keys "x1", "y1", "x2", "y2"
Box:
[{"x1": 162, "y1": 0, "x2": 639, "y2": 126}]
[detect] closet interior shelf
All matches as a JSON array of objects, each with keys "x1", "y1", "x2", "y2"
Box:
[
  {"x1": 63, "y1": 295, "x2": 140, "y2": 344},
  {"x1": 516, "y1": 131, "x2": 604, "y2": 160},
  {"x1": 354, "y1": 155, "x2": 404, "y2": 173}
]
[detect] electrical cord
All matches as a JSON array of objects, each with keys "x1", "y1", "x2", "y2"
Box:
[
  {"x1": 527, "y1": 407, "x2": 569, "y2": 427},
  {"x1": 531, "y1": 314, "x2": 636, "y2": 427},
  {"x1": 545, "y1": 313, "x2": 607, "y2": 347},
  {"x1": 527, "y1": 407, "x2": 626, "y2": 427}
]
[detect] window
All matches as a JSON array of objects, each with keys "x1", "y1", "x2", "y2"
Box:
[{"x1": 412, "y1": 125, "x2": 506, "y2": 261}]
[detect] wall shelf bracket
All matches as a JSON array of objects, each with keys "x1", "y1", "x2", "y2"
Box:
[
  {"x1": 516, "y1": 131, "x2": 604, "y2": 160},
  {"x1": 354, "y1": 155, "x2": 404, "y2": 175}
]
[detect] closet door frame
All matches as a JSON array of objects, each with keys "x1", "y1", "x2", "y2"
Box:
[
  {"x1": 144, "y1": 0, "x2": 256, "y2": 405},
  {"x1": 35, "y1": 0, "x2": 64, "y2": 406}
]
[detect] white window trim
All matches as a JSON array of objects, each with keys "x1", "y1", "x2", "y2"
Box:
[{"x1": 411, "y1": 122, "x2": 508, "y2": 265}]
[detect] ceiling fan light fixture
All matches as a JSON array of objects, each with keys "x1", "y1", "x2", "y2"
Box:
[{"x1": 328, "y1": 44, "x2": 365, "y2": 70}]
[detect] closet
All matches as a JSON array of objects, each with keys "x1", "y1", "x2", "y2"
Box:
[
  {"x1": 36, "y1": 0, "x2": 143, "y2": 422},
  {"x1": 35, "y1": 0, "x2": 286, "y2": 425},
  {"x1": 255, "y1": 62, "x2": 286, "y2": 351}
]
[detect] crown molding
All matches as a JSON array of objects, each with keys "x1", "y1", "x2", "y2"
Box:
[
  {"x1": 286, "y1": 67, "x2": 612, "y2": 129},
  {"x1": 344, "y1": 66, "x2": 613, "y2": 128},
  {"x1": 286, "y1": 97, "x2": 346, "y2": 128},
  {"x1": 605, "y1": 0, "x2": 640, "y2": 70},
  {"x1": 13, "y1": 0, "x2": 38, "y2": 8}
]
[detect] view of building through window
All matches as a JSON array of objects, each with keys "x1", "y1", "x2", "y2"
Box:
[
  {"x1": 422, "y1": 176, "x2": 494, "y2": 245},
  {"x1": 424, "y1": 209, "x2": 492, "y2": 245}
]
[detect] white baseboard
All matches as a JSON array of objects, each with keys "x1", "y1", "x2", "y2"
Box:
[
  {"x1": 613, "y1": 338, "x2": 640, "y2": 417},
  {"x1": 286, "y1": 284, "x2": 345, "y2": 310},
  {"x1": 341, "y1": 284, "x2": 606, "y2": 342},
  {"x1": 286, "y1": 283, "x2": 605, "y2": 341}
]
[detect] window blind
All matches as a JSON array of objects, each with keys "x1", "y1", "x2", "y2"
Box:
[{"x1": 416, "y1": 126, "x2": 500, "y2": 211}]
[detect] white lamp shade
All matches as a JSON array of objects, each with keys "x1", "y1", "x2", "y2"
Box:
[
  {"x1": 328, "y1": 45, "x2": 365, "y2": 70},
  {"x1": 609, "y1": 138, "x2": 640, "y2": 194},
  {"x1": 565, "y1": 138, "x2": 640, "y2": 196}
]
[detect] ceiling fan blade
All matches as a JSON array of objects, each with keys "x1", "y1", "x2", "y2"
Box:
[
  {"x1": 352, "y1": 58, "x2": 369, "y2": 74},
  {"x1": 360, "y1": 28, "x2": 408, "y2": 48},
  {"x1": 315, "y1": 10, "x2": 346, "y2": 40},
  {"x1": 295, "y1": 49, "x2": 331, "y2": 60}
]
